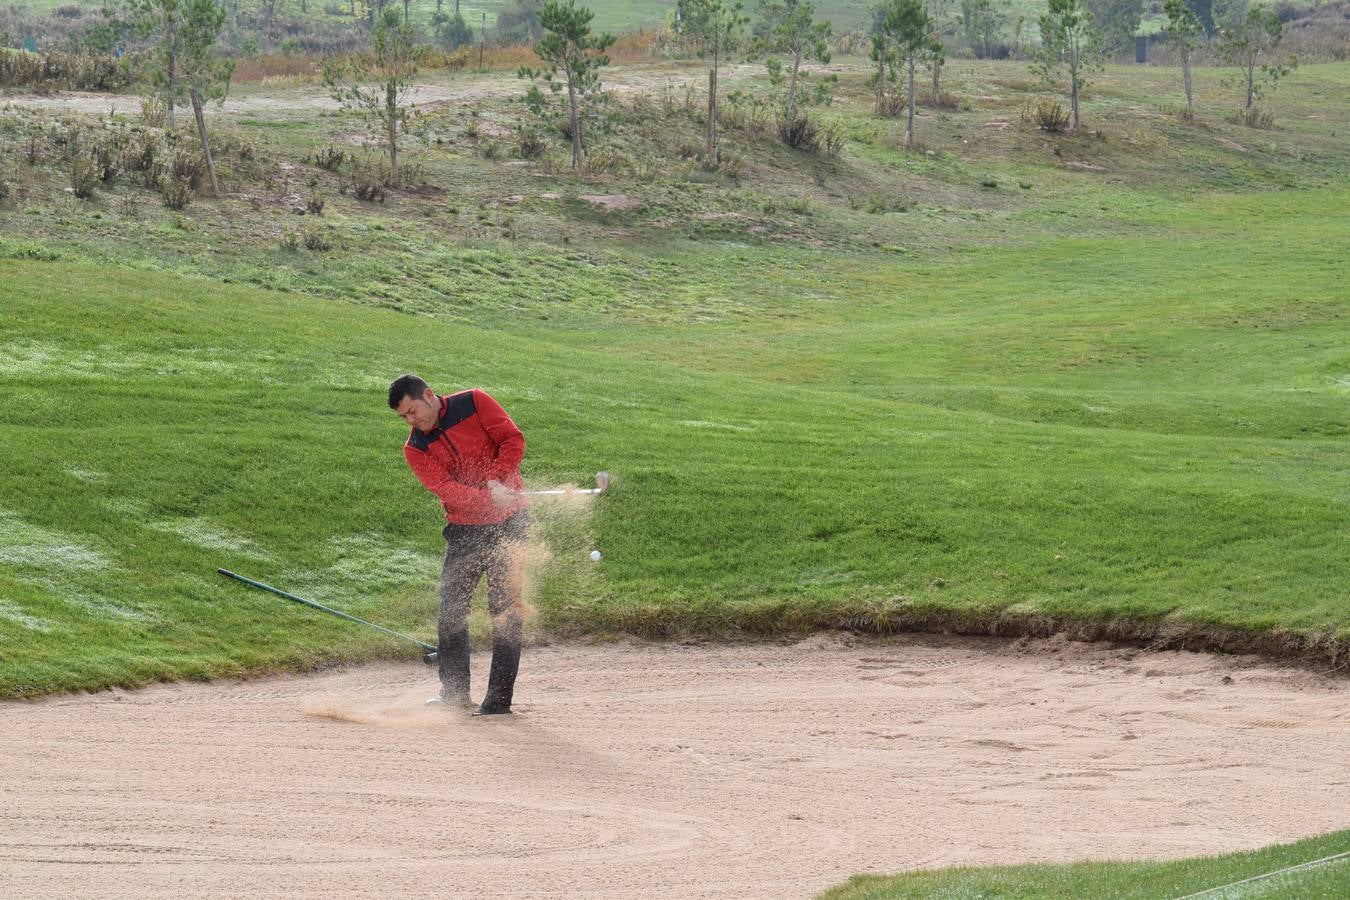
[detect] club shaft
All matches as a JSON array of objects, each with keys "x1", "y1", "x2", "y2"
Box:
[
  {"x1": 525, "y1": 487, "x2": 604, "y2": 495},
  {"x1": 217, "y1": 569, "x2": 436, "y2": 652}
]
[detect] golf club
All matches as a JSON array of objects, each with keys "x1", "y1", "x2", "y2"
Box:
[
  {"x1": 217, "y1": 568, "x2": 438, "y2": 663},
  {"x1": 524, "y1": 471, "x2": 610, "y2": 496}
]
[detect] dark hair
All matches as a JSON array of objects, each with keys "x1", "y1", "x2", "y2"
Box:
[{"x1": 388, "y1": 374, "x2": 431, "y2": 409}]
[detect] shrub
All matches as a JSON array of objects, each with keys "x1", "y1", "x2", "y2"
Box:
[
  {"x1": 302, "y1": 224, "x2": 332, "y2": 251},
  {"x1": 70, "y1": 158, "x2": 99, "y2": 199},
  {"x1": 141, "y1": 96, "x2": 167, "y2": 129},
  {"x1": 160, "y1": 177, "x2": 192, "y2": 210},
  {"x1": 480, "y1": 139, "x2": 503, "y2": 160},
  {"x1": 877, "y1": 94, "x2": 906, "y2": 118},
  {"x1": 1230, "y1": 106, "x2": 1275, "y2": 129},
  {"x1": 716, "y1": 151, "x2": 746, "y2": 179},
  {"x1": 864, "y1": 193, "x2": 914, "y2": 213},
  {"x1": 516, "y1": 128, "x2": 547, "y2": 159},
  {"x1": 306, "y1": 193, "x2": 325, "y2": 215},
  {"x1": 141, "y1": 158, "x2": 167, "y2": 189},
  {"x1": 170, "y1": 149, "x2": 206, "y2": 190},
  {"x1": 1034, "y1": 99, "x2": 1070, "y2": 133},
  {"x1": 821, "y1": 121, "x2": 845, "y2": 156},
  {"x1": 980, "y1": 176, "x2": 998, "y2": 189},
  {"x1": 922, "y1": 91, "x2": 963, "y2": 110},
  {"x1": 121, "y1": 130, "x2": 158, "y2": 173},
  {"x1": 0, "y1": 175, "x2": 10, "y2": 205},
  {"x1": 310, "y1": 145, "x2": 345, "y2": 171},
  {"x1": 91, "y1": 136, "x2": 121, "y2": 182},
  {"x1": 778, "y1": 113, "x2": 820, "y2": 152},
  {"x1": 583, "y1": 146, "x2": 632, "y2": 176},
  {"x1": 349, "y1": 160, "x2": 387, "y2": 203}
]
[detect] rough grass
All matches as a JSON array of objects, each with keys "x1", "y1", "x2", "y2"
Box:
[{"x1": 822, "y1": 828, "x2": 1350, "y2": 899}]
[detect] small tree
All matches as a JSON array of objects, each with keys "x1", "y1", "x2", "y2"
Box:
[
  {"x1": 676, "y1": 0, "x2": 749, "y2": 161},
  {"x1": 431, "y1": 9, "x2": 474, "y2": 49},
  {"x1": 1032, "y1": 0, "x2": 1102, "y2": 131},
  {"x1": 757, "y1": 0, "x2": 831, "y2": 122},
  {"x1": 868, "y1": 6, "x2": 896, "y2": 116},
  {"x1": 962, "y1": 0, "x2": 1008, "y2": 59},
  {"x1": 1164, "y1": 0, "x2": 1203, "y2": 118},
  {"x1": 519, "y1": 0, "x2": 614, "y2": 171},
  {"x1": 1219, "y1": 3, "x2": 1293, "y2": 112},
  {"x1": 179, "y1": 0, "x2": 233, "y2": 196},
  {"x1": 1085, "y1": 0, "x2": 1144, "y2": 56},
  {"x1": 925, "y1": 0, "x2": 954, "y2": 100},
  {"x1": 133, "y1": 0, "x2": 186, "y2": 130},
  {"x1": 883, "y1": 0, "x2": 936, "y2": 148},
  {"x1": 324, "y1": 6, "x2": 418, "y2": 186}
]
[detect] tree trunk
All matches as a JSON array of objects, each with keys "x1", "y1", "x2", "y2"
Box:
[
  {"x1": 875, "y1": 52, "x2": 884, "y2": 115},
  {"x1": 906, "y1": 54, "x2": 916, "y2": 147},
  {"x1": 403, "y1": 0, "x2": 409, "y2": 22},
  {"x1": 1244, "y1": 60, "x2": 1255, "y2": 110},
  {"x1": 189, "y1": 86, "x2": 219, "y2": 196},
  {"x1": 166, "y1": 45, "x2": 176, "y2": 130},
  {"x1": 1069, "y1": 40, "x2": 1080, "y2": 130},
  {"x1": 567, "y1": 74, "x2": 582, "y2": 171},
  {"x1": 386, "y1": 80, "x2": 400, "y2": 186},
  {"x1": 786, "y1": 51, "x2": 801, "y2": 121},
  {"x1": 707, "y1": 61, "x2": 718, "y2": 160},
  {"x1": 1182, "y1": 47, "x2": 1193, "y2": 117},
  {"x1": 930, "y1": 54, "x2": 941, "y2": 101}
]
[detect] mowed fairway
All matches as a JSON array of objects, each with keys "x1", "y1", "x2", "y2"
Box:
[{"x1": 1, "y1": 183, "x2": 1348, "y2": 696}]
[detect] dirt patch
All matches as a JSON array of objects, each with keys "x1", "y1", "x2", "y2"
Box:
[
  {"x1": 3, "y1": 636, "x2": 1346, "y2": 897},
  {"x1": 580, "y1": 193, "x2": 641, "y2": 213}
]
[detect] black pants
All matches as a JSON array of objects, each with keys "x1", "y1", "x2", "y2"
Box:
[{"x1": 438, "y1": 511, "x2": 529, "y2": 707}]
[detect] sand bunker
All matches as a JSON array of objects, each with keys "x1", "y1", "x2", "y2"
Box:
[{"x1": 2, "y1": 635, "x2": 1347, "y2": 897}]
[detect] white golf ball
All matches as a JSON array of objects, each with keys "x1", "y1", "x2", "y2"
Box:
[{"x1": 589, "y1": 550, "x2": 602, "y2": 562}]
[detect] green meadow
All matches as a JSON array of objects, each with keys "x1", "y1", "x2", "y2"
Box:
[
  {"x1": 822, "y1": 828, "x2": 1350, "y2": 898},
  {"x1": 1, "y1": 56, "x2": 1348, "y2": 697}
]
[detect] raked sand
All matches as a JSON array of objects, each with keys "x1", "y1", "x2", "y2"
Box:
[{"x1": 2, "y1": 635, "x2": 1347, "y2": 897}]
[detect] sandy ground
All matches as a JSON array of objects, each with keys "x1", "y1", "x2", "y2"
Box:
[
  {"x1": 0, "y1": 63, "x2": 765, "y2": 118},
  {"x1": 2, "y1": 635, "x2": 1347, "y2": 898}
]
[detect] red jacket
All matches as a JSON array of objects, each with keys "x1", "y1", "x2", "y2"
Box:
[{"x1": 403, "y1": 389, "x2": 528, "y2": 526}]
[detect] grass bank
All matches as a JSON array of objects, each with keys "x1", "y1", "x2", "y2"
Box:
[{"x1": 1, "y1": 182, "x2": 1346, "y2": 697}]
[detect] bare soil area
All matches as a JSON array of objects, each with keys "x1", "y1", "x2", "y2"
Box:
[{"x1": 3, "y1": 635, "x2": 1347, "y2": 898}]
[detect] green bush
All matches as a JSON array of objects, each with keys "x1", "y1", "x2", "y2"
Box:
[
  {"x1": 70, "y1": 157, "x2": 99, "y2": 199},
  {"x1": 1034, "y1": 99, "x2": 1070, "y2": 133},
  {"x1": 160, "y1": 177, "x2": 192, "y2": 210}
]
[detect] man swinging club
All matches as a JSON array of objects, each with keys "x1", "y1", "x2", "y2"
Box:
[{"x1": 389, "y1": 374, "x2": 529, "y2": 716}]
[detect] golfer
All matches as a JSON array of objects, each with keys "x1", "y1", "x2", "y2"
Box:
[{"x1": 388, "y1": 374, "x2": 529, "y2": 716}]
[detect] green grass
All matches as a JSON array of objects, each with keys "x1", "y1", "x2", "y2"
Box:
[
  {"x1": 0, "y1": 59, "x2": 1347, "y2": 697},
  {"x1": 822, "y1": 828, "x2": 1350, "y2": 898},
  {"x1": 1, "y1": 181, "x2": 1346, "y2": 697}
]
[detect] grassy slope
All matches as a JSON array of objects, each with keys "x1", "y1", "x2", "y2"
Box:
[
  {"x1": 1, "y1": 185, "x2": 1346, "y2": 696},
  {"x1": 1, "y1": 60, "x2": 1347, "y2": 696},
  {"x1": 822, "y1": 828, "x2": 1350, "y2": 898}
]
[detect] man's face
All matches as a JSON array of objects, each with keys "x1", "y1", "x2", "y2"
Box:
[{"x1": 395, "y1": 387, "x2": 440, "y2": 433}]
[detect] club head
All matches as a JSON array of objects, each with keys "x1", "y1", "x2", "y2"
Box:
[
  {"x1": 595, "y1": 471, "x2": 610, "y2": 493},
  {"x1": 422, "y1": 650, "x2": 438, "y2": 664}
]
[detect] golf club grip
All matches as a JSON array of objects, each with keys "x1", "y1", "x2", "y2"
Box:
[{"x1": 217, "y1": 569, "x2": 437, "y2": 653}]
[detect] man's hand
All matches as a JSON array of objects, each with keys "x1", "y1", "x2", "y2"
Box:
[{"x1": 487, "y1": 479, "x2": 520, "y2": 509}]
